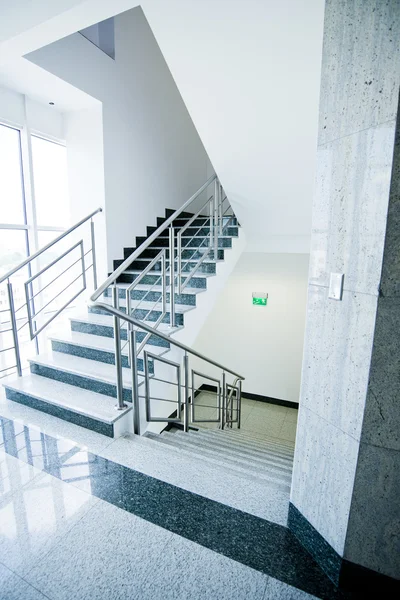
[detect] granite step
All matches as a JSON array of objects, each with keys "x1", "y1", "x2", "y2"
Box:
[{"x1": 3, "y1": 373, "x2": 132, "y2": 438}]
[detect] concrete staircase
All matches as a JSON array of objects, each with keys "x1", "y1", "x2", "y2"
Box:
[{"x1": 2, "y1": 209, "x2": 241, "y2": 438}]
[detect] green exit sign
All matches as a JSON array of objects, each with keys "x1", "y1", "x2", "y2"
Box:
[{"x1": 252, "y1": 292, "x2": 268, "y2": 306}]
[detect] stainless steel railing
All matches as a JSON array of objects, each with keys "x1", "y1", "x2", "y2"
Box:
[
  {"x1": 0, "y1": 208, "x2": 102, "y2": 378},
  {"x1": 90, "y1": 175, "x2": 243, "y2": 433}
]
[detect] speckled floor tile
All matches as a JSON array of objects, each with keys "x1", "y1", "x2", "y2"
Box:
[
  {"x1": 0, "y1": 449, "x2": 42, "y2": 500},
  {"x1": 0, "y1": 471, "x2": 97, "y2": 577},
  {"x1": 99, "y1": 435, "x2": 290, "y2": 524},
  {"x1": 285, "y1": 409, "x2": 299, "y2": 424},
  {"x1": 136, "y1": 534, "x2": 269, "y2": 599},
  {"x1": 279, "y1": 421, "x2": 298, "y2": 443},
  {"x1": 25, "y1": 499, "x2": 173, "y2": 600},
  {"x1": 0, "y1": 561, "x2": 49, "y2": 600},
  {"x1": 264, "y1": 576, "x2": 319, "y2": 599}
]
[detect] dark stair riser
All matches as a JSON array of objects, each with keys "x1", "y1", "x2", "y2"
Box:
[
  {"x1": 129, "y1": 248, "x2": 225, "y2": 261},
  {"x1": 30, "y1": 362, "x2": 133, "y2": 404},
  {"x1": 89, "y1": 305, "x2": 184, "y2": 326},
  {"x1": 147, "y1": 226, "x2": 238, "y2": 238},
  {"x1": 124, "y1": 241, "x2": 229, "y2": 259},
  {"x1": 4, "y1": 387, "x2": 115, "y2": 437},
  {"x1": 51, "y1": 340, "x2": 154, "y2": 373},
  {"x1": 113, "y1": 258, "x2": 217, "y2": 275},
  {"x1": 71, "y1": 320, "x2": 170, "y2": 348},
  {"x1": 156, "y1": 216, "x2": 237, "y2": 228},
  {"x1": 104, "y1": 287, "x2": 197, "y2": 306},
  {"x1": 135, "y1": 232, "x2": 237, "y2": 248},
  {"x1": 117, "y1": 272, "x2": 207, "y2": 288}
]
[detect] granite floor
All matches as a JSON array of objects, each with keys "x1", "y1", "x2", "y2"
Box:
[{"x1": 0, "y1": 412, "x2": 355, "y2": 600}]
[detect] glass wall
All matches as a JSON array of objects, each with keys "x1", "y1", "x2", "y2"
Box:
[{"x1": 0, "y1": 123, "x2": 69, "y2": 377}]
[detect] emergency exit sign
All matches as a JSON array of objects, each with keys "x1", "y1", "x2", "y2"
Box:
[{"x1": 252, "y1": 292, "x2": 268, "y2": 306}]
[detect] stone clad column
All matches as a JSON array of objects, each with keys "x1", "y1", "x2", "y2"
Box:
[{"x1": 289, "y1": 0, "x2": 400, "y2": 590}]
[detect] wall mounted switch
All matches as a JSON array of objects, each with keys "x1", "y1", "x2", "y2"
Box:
[{"x1": 328, "y1": 273, "x2": 344, "y2": 300}]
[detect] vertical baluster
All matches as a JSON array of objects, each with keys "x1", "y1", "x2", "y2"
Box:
[
  {"x1": 112, "y1": 285, "x2": 126, "y2": 410},
  {"x1": 90, "y1": 218, "x2": 98, "y2": 290},
  {"x1": 183, "y1": 352, "x2": 189, "y2": 432},
  {"x1": 219, "y1": 183, "x2": 223, "y2": 235},
  {"x1": 7, "y1": 281, "x2": 22, "y2": 376},
  {"x1": 220, "y1": 371, "x2": 226, "y2": 430},
  {"x1": 238, "y1": 379, "x2": 242, "y2": 430},
  {"x1": 169, "y1": 226, "x2": 175, "y2": 328},
  {"x1": 129, "y1": 329, "x2": 140, "y2": 435},
  {"x1": 161, "y1": 251, "x2": 167, "y2": 315},
  {"x1": 214, "y1": 179, "x2": 219, "y2": 261},
  {"x1": 177, "y1": 231, "x2": 182, "y2": 295}
]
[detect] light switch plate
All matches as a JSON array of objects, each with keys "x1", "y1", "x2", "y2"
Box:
[{"x1": 329, "y1": 273, "x2": 344, "y2": 300}]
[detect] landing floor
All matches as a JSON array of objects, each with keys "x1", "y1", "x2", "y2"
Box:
[{"x1": 0, "y1": 391, "x2": 355, "y2": 599}]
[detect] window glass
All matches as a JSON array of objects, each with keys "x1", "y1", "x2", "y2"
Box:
[
  {"x1": 31, "y1": 136, "x2": 70, "y2": 228},
  {"x1": 0, "y1": 124, "x2": 25, "y2": 225}
]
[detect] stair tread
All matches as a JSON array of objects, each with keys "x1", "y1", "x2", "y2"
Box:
[
  {"x1": 223, "y1": 428, "x2": 295, "y2": 451},
  {"x1": 28, "y1": 351, "x2": 146, "y2": 389},
  {"x1": 70, "y1": 312, "x2": 183, "y2": 335},
  {"x1": 123, "y1": 269, "x2": 215, "y2": 278},
  {"x1": 3, "y1": 373, "x2": 132, "y2": 424},
  {"x1": 98, "y1": 297, "x2": 195, "y2": 313},
  {"x1": 159, "y1": 432, "x2": 292, "y2": 482},
  {"x1": 189, "y1": 430, "x2": 294, "y2": 465},
  {"x1": 49, "y1": 329, "x2": 168, "y2": 358},
  {"x1": 109, "y1": 282, "x2": 204, "y2": 295},
  {"x1": 199, "y1": 428, "x2": 295, "y2": 455},
  {"x1": 144, "y1": 433, "x2": 290, "y2": 492}
]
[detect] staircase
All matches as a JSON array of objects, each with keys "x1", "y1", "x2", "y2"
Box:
[
  {"x1": 145, "y1": 428, "x2": 294, "y2": 493},
  {"x1": 2, "y1": 176, "x2": 244, "y2": 438}
]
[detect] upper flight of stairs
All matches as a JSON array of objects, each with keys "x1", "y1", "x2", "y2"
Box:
[{"x1": 2, "y1": 209, "x2": 240, "y2": 438}]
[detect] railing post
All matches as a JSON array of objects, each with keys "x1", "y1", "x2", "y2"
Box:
[
  {"x1": 219, "y1": 183, "x2": 223, "y2": 235},
  {"x1": 220, "y1": 371, "x2": 226, "y2": 430},
  {"x1": 7, "y1": 281, "x2": 22, "y2": 377},
  {"x1": 169, "y1": 226, "x2": 175, "y2": 328},
  {"x1": 183, "y1": 351, "x2": 189, "y2": 432},
  {"x1": 161, "y1": 251, "x2": 167, "y2": 314},
  {"x1": 238, "y1": 379, "x2": 242, "y2": 430},
  {"x1": 112, "y1": 285, "x2": 126, "y2": 410},
  {"x1": 214, "y1": 179, "x2": 219, "y2": 260},
  {"x1": 90, "y1": 218, "x2": 98, "y2": 290},
  {"x1": 129, "y1": 329, "x2": 140, "y2": 435}
]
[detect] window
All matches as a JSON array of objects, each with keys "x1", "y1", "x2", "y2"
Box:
[
  {"x1": 31, "y1": 136, "x2": 70, "y2": 229},
  {"x1": 0, "y1": 124, "x2": 70, "y2": 376}
]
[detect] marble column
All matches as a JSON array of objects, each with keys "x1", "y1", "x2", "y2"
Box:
[{"x1": 289, "y1": 0, "x2": 400, "y2": 589}]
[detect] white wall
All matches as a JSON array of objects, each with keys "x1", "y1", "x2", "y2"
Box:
[
  {"x1": 65, "y1": 106, "x2": 107, "y2": 282},
  {"x1": 28, "y1": 6, "x2": 211, "y2": 270},
  {"x1": 0, "y1": 83, "x2": 64, "y2": 140},
  {"x1": 193, "y1": 253, "x2": 309, "y2": 403}
]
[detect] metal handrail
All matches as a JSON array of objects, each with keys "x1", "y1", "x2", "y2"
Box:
[
  {"x1": 0, "y1": 207, "x2": 102, "y2": 286},
  {"x1": 90, "y1": 175, "x2": 216, "y2": 302},
  {"x1": 94, "y1": 301, "x2": 244, "y2": 379}
]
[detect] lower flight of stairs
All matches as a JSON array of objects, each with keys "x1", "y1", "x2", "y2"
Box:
[
  {"x1": 2, "y1": 209, "x2": 240, "y2": 438},
  {"x1": 145, "y1": 427, "x2": 294, "y2": 493}
]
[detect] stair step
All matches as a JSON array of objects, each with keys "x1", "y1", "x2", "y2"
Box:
[
  {"x1": 223, "y1": 428, "x2": 295, "y2": 453},
  {"x1": 132, "y1": 248, "x2": 225, "y2": 262},
  {"x1": 169, "y1": 430, "x2": 293, "y2": 476},
  {"x1": 199, "y1": 428, "x2": 295, "y2": 458},
  {"x1": 158, "y1": 431, "x2": 292, "y2": 485},
  {"x1": 3, "y1": 374, "x2": 132, "y2": 438},
  {"x1": 113, "y1": 257, "x2": 217, "y2": 275},
  {"x1": 29, "y1": 351, "x2": 146, "y2": 404},
  {"x1": 146, "y1": 226, "x2": 239, "y2": 238},
  {"x1": 144, "y1": 432, "x2": 290, "y2": 493},
  {"x1": 70, "y1": 313, "x2": 172, "y2": 349},
  {"x1": 131, "y1": 236, "x2": 233, "y2": 250},
  {"x1": 117, "y1": 272, "x2": 208, "y2": 288},
  {"x1": 103, "y1": 285, "x2": 199, "y2": 306},
  {"x1": 189, "y1": 429, "x2": 294, "y2": 466},
  {"x1": 49, "y1": 330, "x2": 166, "y2": 372}
]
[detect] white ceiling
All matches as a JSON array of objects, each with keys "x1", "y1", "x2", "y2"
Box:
[{"x1": 0, "y1": 0, "x2": 325, "y2": 251}]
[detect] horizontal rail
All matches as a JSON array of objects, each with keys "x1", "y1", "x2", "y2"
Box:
[
  {"x1": 0, "y1": 207, "x2": 102, "y2": 286},
  {"x1": 92, "y1": 301, "x2": 244, "y2": 380},
  {"x1": 25, "y1": 240, "x2": 83, "y2": 285},
  {"x1": 91, "y1": 175, "x2": 216, "y2": 301}
]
